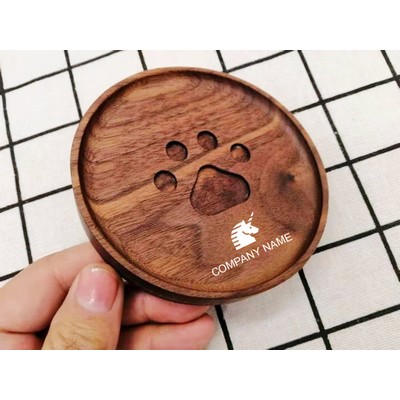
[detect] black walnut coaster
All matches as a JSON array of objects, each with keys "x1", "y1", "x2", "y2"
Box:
[{"x1": 71, "y1": 67, "x2": 328, "y2": 305}]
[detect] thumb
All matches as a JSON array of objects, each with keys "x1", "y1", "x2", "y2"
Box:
[{"x1": 43, "y1": 263, "x2": 123, "y2": 350}]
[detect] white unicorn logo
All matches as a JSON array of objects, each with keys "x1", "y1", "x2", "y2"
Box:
[{"x1": 231, "y1": 212, "x2": 259, "y2": 250}]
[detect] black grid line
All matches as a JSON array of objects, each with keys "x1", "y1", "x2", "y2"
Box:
[
  {"x1": 298, "y1": 50, "x2": 400, "y2": 284},
  {"x1": 216, "y1": 51, "x2": 227, "y2": 72},
  {"x1": 382, "y1": 50, "x2": 400, "y2": 89},
  {"x1": 0, "y1": 121, "x2": 80, "y2": 154},
  {"x1": 64, "y1": 50, "x2": 82, "y2": 119},
  {"x1": 0, "y1": 51, "x2": 121, "y2": 96},
  {"x1": 291, "y1": 75, "x2": 398, "y2": 114},
  {"x1": 270, "y1": 332, "x2": 322, "y2": 350},
  {"x1": 15, "y1": 120, "x2": 80, "y2": 146},
  {"x1": 1, "y1": 68, "x2": 68, "y2": 94},
  {"x1": 326, "y1": 141, "x2": 400, "y2": 172},
  {"x1": 138, "y1": 51, "x2": 148, "y2": 71},
  {"x1": 225, "y1": 50, "x2": 293, "y2": 73},
  {"x1": 271, "y1": 301, "x2": 400, "y2": 350},
  {"x1": 382, "y1": 219, "x2": 400, "y2": 231},
  {"x1": 298, "y1": 270, "x2": 332, "y2": 349},
  {"x1": 0, "y1": 184, "x2": 73, "y2": 218},
  {"x1": 71, "y1": 50, "x2": 121, "y2": 69},
  {"x1": 20, "y1": 184, "x2": 73, "y2": 206},
  {"x1": 0, "y1": 269, "x2": 21, "y2": 282},
  {"x1": 215, "y1": 305, "x2": 234, "y2": 350},
  {"x1": 0, "y1": 202, "x2": 19, "y2": 214},
  {"x1": 315, "y1": 228, "x2": 378, "y2": 254},
  {"x1": 0, "y1": 69, "x2": 32, "y2": 264},
  {"x1": 327, "y1": 303, "x2": 400, "y2": 336}
]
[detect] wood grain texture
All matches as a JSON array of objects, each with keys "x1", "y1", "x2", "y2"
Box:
[{"x1": 71, "y1": 67, "x2": 328, "y2": 305}]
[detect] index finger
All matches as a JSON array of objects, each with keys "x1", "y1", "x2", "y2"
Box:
[{"x1": 0, "y1": 242, "x2": 102, "y2": 333}]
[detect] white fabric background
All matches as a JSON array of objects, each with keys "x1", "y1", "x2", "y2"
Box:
[{"x1": 0, "y1": 50, "x2": 399, "y2": 349}]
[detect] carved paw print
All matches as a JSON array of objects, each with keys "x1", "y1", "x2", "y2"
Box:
[{"x1": 154, "y1": 131, "x2": 251, "y2": 216}]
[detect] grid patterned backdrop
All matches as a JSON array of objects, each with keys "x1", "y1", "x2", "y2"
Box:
[{"x1": 1, "y1": 50, "x2": 400, "y2": 350}]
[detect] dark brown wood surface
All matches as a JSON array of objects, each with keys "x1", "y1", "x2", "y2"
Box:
[{"x1": 71, "y1": 67, "x2": 328, "y2": 305}]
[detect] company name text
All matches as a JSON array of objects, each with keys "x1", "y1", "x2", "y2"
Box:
[{"x1": 211, "y1": 232, "x2": 293, "y2": 277}]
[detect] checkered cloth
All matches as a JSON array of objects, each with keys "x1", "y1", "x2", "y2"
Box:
[{"x1": 1, "y1": 51, "x2": 399, "y2": 350}]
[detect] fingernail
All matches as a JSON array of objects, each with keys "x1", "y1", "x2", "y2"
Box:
[{"x1": 76, "y1": 267, "x2": 118, "y2": 313}]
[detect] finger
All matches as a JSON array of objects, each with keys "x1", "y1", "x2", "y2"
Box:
[
  {"x1": 118, "y1": 314, "x2": 215, "y2": 350},
  {"x1": 0, "y1": 332, "x2": 42, "y2": 350},
  {"x1": 43, "y1": 263, "x2": 123, "y2": 350},
  {"x1": 0, "y1": 242, "x2": 103, "y2": 333},
  {"x1": 122, "y1": 290, "x2": 209, "y2": 325}
]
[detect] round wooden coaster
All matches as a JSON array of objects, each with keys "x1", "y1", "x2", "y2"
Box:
[{"x1": 71, "y1": 67, "x2": 328, "y2": 305}]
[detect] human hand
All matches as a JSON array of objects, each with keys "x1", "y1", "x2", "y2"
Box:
[{"x1": 0, "y1": 243, "x2": 215, "y2": 349}]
